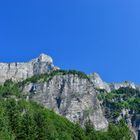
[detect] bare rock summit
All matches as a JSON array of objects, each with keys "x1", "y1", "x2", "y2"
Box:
[{"x1": 0, "y1": 53, "x2": 59, "y2": 83}]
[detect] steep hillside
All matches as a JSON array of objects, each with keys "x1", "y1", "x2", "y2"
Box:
[
  {"x1": 0, "y1": 54, "x2": 59, "y2": 83},
  {"x1": 0, "y1": 80, "x2": 132, "y2": 139},
  {"x1": 21, "y1": 70, "x2": 108, "y2": 130},
  {"x1": 0, "y1": 53, "x2": 138, "y2": 139},
  {"x1": 97, "y1": 87, "x2": 140, "y2": 140},
  {"x1": 89, "y1": 72, "x2": 140, "y2": 139},
  {"x1": 0, "y1": 97, "x2": 132, "y2": 140}
]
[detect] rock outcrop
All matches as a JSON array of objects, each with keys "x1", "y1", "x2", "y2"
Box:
[
  {"x1": 0, "y1": 54, "x2": 59, "y2": 83},
  {"x1": 23, "y1": 74, "x2": 108, "y2": 130},
  {"x1": 89, "y1": 73, "x2": 137, "y2": 92},
  {"x1": 1, "y1": 53, "x2": 139, "y2": 135},
  {"x1": 89, "y1": 73, "x2": 111, "y2": 92},
  {"x1": 109, "y1": 81, "x2": 136, "y2": 90},
  {"x1": 0, "y1": 53, "x2": 108, "y2": 130}
]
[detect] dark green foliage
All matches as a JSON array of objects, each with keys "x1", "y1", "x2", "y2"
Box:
[
  {"x1": 19, "y1": 70, "x2": 90, "y2": 86},
  {"x1": 48, "y1": 70, "x2": 90, "y2": 81},
  {"x1": 98, "y1": 87, "x2": 140, "y2": 121},
  {"x1": 18, "y1": 73, "x2": 49, "y2": 85},
  {"x1": 108, "y1": 120, "x2": 132, "y2": 140},
  {"x1": 84, "y1": 120, "x2": 131, "y2": 140},
  {"x1": 0, "y1": 80, "x2": 20, "y2": 98},
  {"x1": 0, "y1": 99, "x2": 74, "y2": 140},
  {"x1": 73, "y1": 123, "x2": 86, "y2": 140},
  {"x1": 0, "y1": 98, "x2": 132, "y2": 140},
  {"x1": 0, "y1": 79, "x2": 133, "y2": 140}
]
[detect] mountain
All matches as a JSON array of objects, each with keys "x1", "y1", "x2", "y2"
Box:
[
  {"x1": 22, "y1": 71, "x2": 108, "y2": 130},
  {"x1": 0, "y1": 53, "x2": 139, "y2": 139},
  {"x1": 89, "y1": 72, "x2": 137, "y2": 92},
  {"x1": 89, "y1": 72, "x2": 140, "y2": 140},
  {"x1": 0, "y1": 53, "x2": 59, "y2": 83},
  {"x1": 0, "y1": 54, "x2": 108, "y2": 130},
  {"x1": 0, "y1": 98, "x2": 131, "y2": 140}
]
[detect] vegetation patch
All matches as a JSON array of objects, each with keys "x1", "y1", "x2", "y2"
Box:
[
  {"x1": 98, "y1": 87, "x2": 140, "y2": 121},
  {"x1": 19, "y1": 70, "x2": 90, "y2": 86},
  {"x1": 0, "y1": 98, "x2": 132, "y2": 140}
]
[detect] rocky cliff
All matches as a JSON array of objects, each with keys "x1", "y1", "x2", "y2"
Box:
[
  {"x1": 0, "y1": 53, "x2": 139, "y2": 138},
  {"x1": 89, "y1": 72, "x2": 137, "y2": 91},
  {"x1": 89, "y1": 73, "x2": 111, "y2": 92},
  {"x1": 0, "y1": 54, "x2": 108, "y2": 130},
  {"x1": 90, "y1": 73, "x2": 140, "y2": 140},
  {"x1": 22, "y1": 74, "x2": 108, "y2": 130},
  {"x1": 0, "y1": 53, "x2": 59, "y2": 83}
]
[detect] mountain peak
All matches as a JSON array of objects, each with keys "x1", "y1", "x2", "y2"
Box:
[
  {"x1": 39, "y1": 53, "x2": 53, "y2": 62},
  {"x1": 0, "y1": 53, "x2": 58, "y2": 83},
  {"x1": 31, "y1": 53, "x2": 53, "y2": 64},
  {"x1": 89, "y1": 72, "x2": 111, "y2": 92}
]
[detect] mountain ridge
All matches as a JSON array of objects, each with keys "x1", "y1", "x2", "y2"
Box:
[
  {"x1": 0, "y1": 53, "x2": 139, "y2": 139},
  {"x1": 0, "y1": 53, "x2": 59, "y2": 83},
  {"x1": 0, "y1": 53, "x2": 138, "y2": 90}
]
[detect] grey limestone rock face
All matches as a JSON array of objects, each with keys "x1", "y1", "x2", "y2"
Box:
[
  {"x1": 23, "y1": 74, "x2": 108, "y2": 130},
  {"x1": 0, "y1": 53, "x2": 59, "y2": 83},
  {"x1": 89, "y1": 73, "x2": 137, "y2": 92},
  {"x1": 2, "y1": 53, "x2": 140, "y2": 136},
  {"x1": 89, "y1": 73, "x2": 111, "y2": 92},
  {"x1": 109, "y1": 81, "x2": 136, "y2": 90}
]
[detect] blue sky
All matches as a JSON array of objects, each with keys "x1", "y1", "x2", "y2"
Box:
[{"x1": 0, "y1": 0, "x2": 140, "y2": 83}]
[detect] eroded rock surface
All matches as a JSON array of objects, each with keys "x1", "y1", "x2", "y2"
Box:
[
  {"x1": 89, "y1": 73, "x2": 137, "y2": 92},
  {"x1": 0, "y1": 54, "x2": 59, "y2": 83},
  {"x1": 89, "y1": 73, "x2": 111, "y2": 92},
  {"x1": 23, "y1": 74, "x2": 108, "y2": 130}
]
